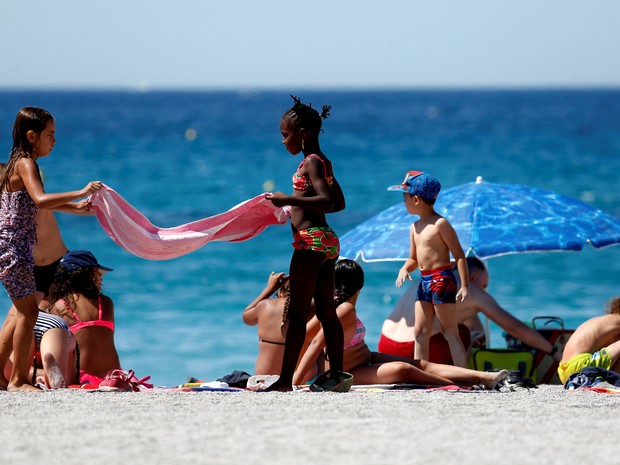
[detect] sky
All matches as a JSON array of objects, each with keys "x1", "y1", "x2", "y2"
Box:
[{"x1": 1, "y1": 1, "x2": 619, "y2": 90}]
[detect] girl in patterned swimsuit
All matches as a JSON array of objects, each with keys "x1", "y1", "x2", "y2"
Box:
[
  {"x1": 265, "y1": 96, "x2": 347, "y2": 391},
  {"x1": 0, "y1": 107, "x2": 101, "y2": 391}
]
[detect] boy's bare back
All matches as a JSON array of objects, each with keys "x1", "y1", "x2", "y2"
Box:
[
  {"x1": 562, "y1": 313, "x2": 620, "y2": 360},
  {"x1": 33, "y1": 210, "x2": 69, "y2": 266}
]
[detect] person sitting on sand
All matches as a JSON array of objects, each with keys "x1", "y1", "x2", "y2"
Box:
[
  {"x1": 47, "y1": 250, "x2": 122, "y2": 386},
  {"x1": 292, "y1": 260, "x2": 507, "y2": 389},
  {"x1": 3, "y1": 309, "x2": 78, "y2": 389},
  {"x1": 558, "y1": 296, "x2": 620, "y2": 385},
  {"x1": 242, "y1": 271, "x2": 318, "y2": 379},
  {"x1": 380, "y1": 257, "x2": 559, "y2": 363}
]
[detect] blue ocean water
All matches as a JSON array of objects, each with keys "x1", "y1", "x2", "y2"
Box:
[{"x1": 0, "y1": 89, "x2": 618, "y2": 387}]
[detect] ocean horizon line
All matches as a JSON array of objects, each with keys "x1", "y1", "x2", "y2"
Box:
[{"x1": 1, "y1": 85, "x2": 620, "y2": 94}]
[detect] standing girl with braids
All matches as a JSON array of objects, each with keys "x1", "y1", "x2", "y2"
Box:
[
  {"x1": 265, "y1": 96, "x2": 347, "y2": 391},
  {"x1": 0, "y1": 107, "x2": 102, "y2": 391}
]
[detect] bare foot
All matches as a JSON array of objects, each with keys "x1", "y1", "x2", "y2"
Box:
[
  {"x1": 43, "y1": 353, "x2": 66, "y2": 389},
  {"x1": 7, "y1": 382, "x2": 43, "y2": 392},
  {"x1": 483, "y1": 369, "x2": 508, "y2": 390}
]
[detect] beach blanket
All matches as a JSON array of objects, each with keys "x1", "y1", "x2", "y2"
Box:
[{"x1": 89, "y1": 185, "x2": 290, "y2": 260}]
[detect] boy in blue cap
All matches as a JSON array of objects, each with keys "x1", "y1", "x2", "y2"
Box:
[{"x1": 388, "y1": 170, "x2": 469, "y2": 367}]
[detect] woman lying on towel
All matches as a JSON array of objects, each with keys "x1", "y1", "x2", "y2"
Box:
[{"x1": 292, "y1": 260, "x2": 507, "y2": 389}]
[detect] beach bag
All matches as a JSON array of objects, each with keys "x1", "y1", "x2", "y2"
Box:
[{"x1": 469, "y1": 348, "x2": 536, "y2": 383}]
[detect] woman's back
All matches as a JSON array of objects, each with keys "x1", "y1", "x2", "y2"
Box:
[
  {"x1": 52, "y1": 293, "x2": 120, "y2": 378},
  {"x1": 254, "y1": 297, "x2": 287, "y2": 375}
]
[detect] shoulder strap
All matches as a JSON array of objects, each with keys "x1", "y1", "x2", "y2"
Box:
[
  {"x1": 60, "y1": 298, "x2": 81, "y2": 323},
  {"x1": 304, "y1": 154, "x2": 331, "y2": 179},
  {"x1": 97, "y1": 294, "x2": 103, "y2": 320}
]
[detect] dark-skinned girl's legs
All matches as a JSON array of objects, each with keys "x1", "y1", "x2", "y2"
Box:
[
  {"x1": 268, "y1": 249, "x2": 325, "y2": 391},
  {"x1": 313, "y1": 257, "x2": 343, "y2": 373}
]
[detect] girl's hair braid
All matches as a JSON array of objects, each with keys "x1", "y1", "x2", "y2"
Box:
[
  {"x1": 283, "y1": 95, "x2": 332, "y2": 134},
  {"x1": 281, "y1": 295, "x2": 291, "y2": 337}
]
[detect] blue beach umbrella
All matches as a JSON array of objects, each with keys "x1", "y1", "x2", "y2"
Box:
[{"x1": 340, "y1": 176, "x2": 620, "y2": 262}]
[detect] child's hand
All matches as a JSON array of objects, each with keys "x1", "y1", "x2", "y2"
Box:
[
  {"x1": 267, "y1": 272, "x2": 287, "y2": 292},
  {"x1": 456, "y1": 286, "x2": 469, "y2": 302},
  {"x1": 395, "y1": 269, "x2": 411, "y2": 288},
  {"x1": 265, "y1": 192, "x2": 288, "y2": 207},
  {"x1": 74, "y1": 199, "x2": 96, "y2": 215},
  {"x1": 81, "y1": 181, "x2": 103, "y2": 197}
]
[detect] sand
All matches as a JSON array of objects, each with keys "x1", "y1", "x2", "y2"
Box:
[{"x1": 0, "y1": 384, "x2": 617, "y2": 465}]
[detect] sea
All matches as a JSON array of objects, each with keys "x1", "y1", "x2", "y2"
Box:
[{"x1": 0, "y1": 89, "x2": 618, "y2": 387}]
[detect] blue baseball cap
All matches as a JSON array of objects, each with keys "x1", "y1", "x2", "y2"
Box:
[
  {"x1": 387, "y1": 170, "x2": 441, "y2": 199},
  {"x1": 60, "y1": 250, "x2": 113, "y2": 273}
]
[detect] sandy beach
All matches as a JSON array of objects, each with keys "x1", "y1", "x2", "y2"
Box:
[{"x1": 0, "y1": 384, "x2": 617, "y2": 465}]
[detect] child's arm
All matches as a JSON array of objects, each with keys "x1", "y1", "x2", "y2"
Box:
[
  {"x1": 327, "y1": 177, "x2": 346, "y2": 213},
  {"x1": 437, "y1": 219, "x2": 469, "y2": 301},
  {"x1": 19, "y1": 159, "x2": 101, "y2": 210},
  {"x1": 242, "y1": 272, "x2": 286, "y2": 326},
  {"x1": 395, "y1": 224, "x2": 418, "y2": 287},
  {"x1": 51, "y1": 200, "x2": 95, "y2": 216},
  {"x1": 293, "y1": 319, "x2": 326, "y2": 385},
  {"x1": 294, "y1": 302, "x2": 357, "y2": 384}
]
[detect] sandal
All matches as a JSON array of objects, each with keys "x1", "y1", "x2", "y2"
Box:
[{"x1": 99, "y1": 369, "x2": 139, "y2": 392}]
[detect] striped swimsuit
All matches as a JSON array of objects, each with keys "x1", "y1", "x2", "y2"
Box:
[{"x1": 34, "y1": 311, "x2": 72, "y2": 350}]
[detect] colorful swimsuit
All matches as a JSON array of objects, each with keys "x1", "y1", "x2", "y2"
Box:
[
  {"x1": 292, "y1": 154, "x2": 334, "y2": 192},
  {"x1": 292, "y1": 227, "x2": 340, "y2": 259},
  {"x1": 0, "y1": 189, "x2": 38, "y2": 299},
  {"x1": 291, "y1": 154, "x2": 340, "y2": 258},
  {"x1": 343, "y1": 317, "x2": 366, "y2": 350},
  {"x1": 557, "y1": 348, "x2": 614, "y2": 385},
  {"x1": 60, "y1": 295, "x2": 115, "y2": 334},
  {"x1": 417, "y1": 265, "x2": 457, "y2": 304}
]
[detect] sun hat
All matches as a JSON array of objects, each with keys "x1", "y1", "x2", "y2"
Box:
[
  {"x1": 60, "y1": 250, "x2": 113, "y2": 273},
  {"x1": 387, "y1": 170, "x2": 441, "y2": 199}
]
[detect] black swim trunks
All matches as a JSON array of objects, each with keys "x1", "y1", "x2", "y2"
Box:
[{"x1": 34, "y1": 258, "x2": 62, "y2": 294}]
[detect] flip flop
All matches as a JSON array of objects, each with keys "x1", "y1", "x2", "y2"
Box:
[{"x1": 247, "y1": 375, "x2": 280, "y2": 391}]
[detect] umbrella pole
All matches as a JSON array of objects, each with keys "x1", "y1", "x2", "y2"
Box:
[{"x1": 485, "y1": 316, "x2": 491, "y2": 348}]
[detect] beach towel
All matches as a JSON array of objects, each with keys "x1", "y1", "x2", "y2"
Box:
[{"x1": 89, "y1": 185, "x2": 290, "y2": 260}]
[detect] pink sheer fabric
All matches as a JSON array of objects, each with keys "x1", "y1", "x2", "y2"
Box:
[{"x1": 89, "y1": 185, "x2": 290, "y2": 260}]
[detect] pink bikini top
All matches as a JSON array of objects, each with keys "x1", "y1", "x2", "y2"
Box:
[
  {"x1": 292, "y1": 154, "x2": 334, "y2": 192},
  {"x1": 60, "y1": 295, "x2": 114, "y2": 334},
  {"x1": 343, "y1": 317, "x2": 366, "y2": 351}
]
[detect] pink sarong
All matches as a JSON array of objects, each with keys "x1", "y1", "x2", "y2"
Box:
[{"x1": 89, "y1": 185, "x2": 290, "y2": 260}]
